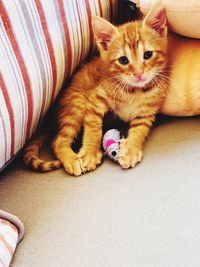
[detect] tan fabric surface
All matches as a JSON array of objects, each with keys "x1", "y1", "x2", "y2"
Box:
[
  {"x1": 0, "y1": 117, "x2": 200, "y2": 267},
  {"x1": 134, "y1": 0, "x2": 200, "y2": 38}
]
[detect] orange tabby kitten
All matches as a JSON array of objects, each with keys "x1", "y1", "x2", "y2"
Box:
[{"x1": 24, "y1": 4, "x2": 168, "y2": 176}]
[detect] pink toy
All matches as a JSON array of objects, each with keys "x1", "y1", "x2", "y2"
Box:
[{"x1": 103, "y1": 129, "x2": 122, "y2": 162}]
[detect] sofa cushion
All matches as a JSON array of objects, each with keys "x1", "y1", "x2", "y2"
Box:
[
  {"x1": 160, "y1": 34, "x2": 200, "y2": 116},
  {"x1": 0, "y1": 210, "x2": 24, "y2": 267},
  {"x1": 132, "y1": 0, "x2": 200, "y2": 38},
  {"x1": 0, "y1": 0, "x2": 119, "y2": 170}
]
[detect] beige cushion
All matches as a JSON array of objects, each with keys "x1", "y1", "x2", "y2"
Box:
[
  {"x1": 133, "y1": 0, "x2": 200, "y2": 38},
  {"x1": 161, "y1": 33, "x2": 200, "y2": 116}
]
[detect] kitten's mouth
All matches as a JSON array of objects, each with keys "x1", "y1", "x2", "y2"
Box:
[
  {"x1": 134, "y1": 78, "x2": 146, "y2": 85},
  {"x1": 127, "y1": 78, "x2": 150, "y2": 88},
  {"x1": 124, "y1": 74, "x2": 155, "y2": 88}
]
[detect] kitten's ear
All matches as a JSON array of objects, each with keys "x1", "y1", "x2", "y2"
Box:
[
  {"x1": 143, "y1": 3, "x2": 167, "y2": 36},
  {"x1": 92, "y1": 16, "x2": 118, "y2": 50}
]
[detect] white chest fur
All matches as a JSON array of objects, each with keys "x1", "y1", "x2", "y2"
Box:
[
  {"x1": 113, "y1": 101, "x2": 141, "y2": 122},
  {"x1": 110, "y1": 94, "x2": 145, "y2": 122},
  {"x1": 109, "y1": 89, "x2": 160, "y2": 122}
]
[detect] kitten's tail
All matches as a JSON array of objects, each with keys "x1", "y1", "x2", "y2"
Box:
[{"x1": 23, "y1": 133, "x2": 61, "y2": 172}]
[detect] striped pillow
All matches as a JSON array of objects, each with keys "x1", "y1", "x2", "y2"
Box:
[
  {"x1": 0, "y1": 210, "x2": 24, "y2": 267},
  {"x1": 0, "y1": 0, "x2": 119, "y2": 170},
  {"x1": 0, "y1": 219, "x2": 19, "y2": 267}
]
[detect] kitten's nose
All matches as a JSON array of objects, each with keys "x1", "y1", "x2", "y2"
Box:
[
  {"x1": 134, "y1": 71, "x2": 144, "y2": 81},
  {"x1": 135, "y1": 72, "x2": 143, "y2": 79}
]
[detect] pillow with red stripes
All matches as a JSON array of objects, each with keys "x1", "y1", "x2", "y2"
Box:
[{"x1": 0, "y1": 0, "x2": 119, "y2": 171}]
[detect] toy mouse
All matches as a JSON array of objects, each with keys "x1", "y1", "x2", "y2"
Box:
[{"x1": 103, "y1": 129, "x2": 122, "y2": 162}]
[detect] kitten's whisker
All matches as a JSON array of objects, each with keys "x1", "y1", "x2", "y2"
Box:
[
  {"x1": 152, "y1": 77, "x2": 169, "y2": 90},
  {"x1": 116, "y1": 80, "x2": 131, "y2": 102},
  {"x1": 97, "y1": 75, "x2": 122, "y2": 88},
  {"x1": 152, "y1": 76, "x2": 168, "y2": 93},
  {"x1": 112, "y1": 79, "x2": 128, "y2": 103},
  {"x1": 153, "y1": 72, "x2": 176, "y2": 88},
  {"x1": 146, "y1": 69, "x2": 170, "y2": 91},
  {"x1": 112, "y1": 84, "x2": 122, "y2": 103},
  {"x1": 122, "y1": 82, "x2": 130, "y2": 101},
  {"x1": 117, "y1": 81, "x2": 126, "y2": 102}
]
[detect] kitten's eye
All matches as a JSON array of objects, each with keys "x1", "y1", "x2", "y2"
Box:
[
  {"x1": 118, "y1": 56, "x2": 129, "y2": 65},
  {"x1": 143, "y1": 51, "x2": 153, "y2": 60}
]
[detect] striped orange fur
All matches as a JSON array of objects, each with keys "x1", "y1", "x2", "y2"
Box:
[{"x1": 23, "y1": 4, "x2": 168, "y2": 176}]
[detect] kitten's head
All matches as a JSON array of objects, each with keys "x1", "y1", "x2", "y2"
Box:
[{"x1": 92, "y1": 4, "x2": 168, "y2": 88}]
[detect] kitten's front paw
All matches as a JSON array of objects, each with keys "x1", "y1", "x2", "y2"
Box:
[
  {"x1": 78, "y1": 149, "x2": 103, "y2": 173},
  {"x1": 62, "y1": 155, "x2": 83, "y2": 177},
  {"x1": 118, "y1": 139, "x2": 143, "y2": 169}
]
